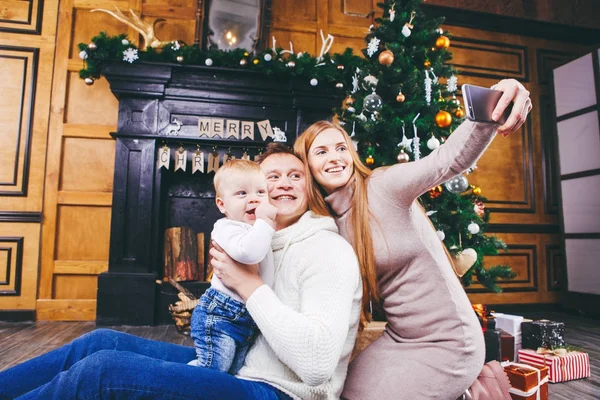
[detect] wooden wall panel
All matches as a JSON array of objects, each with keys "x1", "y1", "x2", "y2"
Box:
[
  {"x1": 272, "y1": 0, "x2": 317, "y2": 24},
  {"x1": 60, "y1": 138, "x2": 115, "y2": 193},
  {"x1": 0, "y1": 0, "x2": 43, "y2": 34},
  {"x1": 468, "y1": 233, "x2": 562, "y2": 304},
  {"x1": 0, "y1": 223, "x2": 41, "y2": 309},
  {"x1": 65, "y1": 72, "x2": 119, "y2": 125},
  {"x1": 54, "y1": 275, "x2": 98, "y2": 299},
  {"x1": 55, "y1": 206, "x2": 111, "y2": 261},
  {"x1": 0, "y1": 0, "x2": 59, "y2": 315}
]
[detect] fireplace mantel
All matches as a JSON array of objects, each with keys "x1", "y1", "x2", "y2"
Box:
[{"x1": 96, "y1": 62, "x2": 341, "y2": 325}]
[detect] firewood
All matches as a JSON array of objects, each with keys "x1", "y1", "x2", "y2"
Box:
[{"x1": 164, "y1": 227, "x2": 199, "y2": 281}]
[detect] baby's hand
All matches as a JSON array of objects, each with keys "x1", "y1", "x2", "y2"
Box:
[{"x1": 255, "y1": 202, "x2": 278, "y2": 227}]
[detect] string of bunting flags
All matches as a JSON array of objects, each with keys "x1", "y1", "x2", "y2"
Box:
[{"x1": 157, "y1": 118, "x2": 287, "y2": 174}]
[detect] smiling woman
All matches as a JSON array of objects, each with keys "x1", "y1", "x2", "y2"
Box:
[{"x1": 306, "y1": 128, "x2": 355, "y2": 195}]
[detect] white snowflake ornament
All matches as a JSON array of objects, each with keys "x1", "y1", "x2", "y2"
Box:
[
  {"x1": 122, "y1": 48, "x2": 139, "y2": 64},
  {"x1": 367, "y1": 37, "x2": 381, "y2": 57},
  {"x1": 170, "y1": 41, "x2": 181, "y2": 51},
  {"x1": 447, "y1": 75, "x2": 458, "y2": 93}
]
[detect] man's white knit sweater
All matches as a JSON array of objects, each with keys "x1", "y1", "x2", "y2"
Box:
[{"x1": 236, "y1": 211, "x2": 362, "y2": 400}]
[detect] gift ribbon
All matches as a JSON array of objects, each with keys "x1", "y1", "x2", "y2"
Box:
[
  {"x1": 536, "y1": 347, "x2": 568, "y2": 380},
  {"x1": 472, "y1": 304, "x2": 493, "y2": 331},
  {"x1": 536, "y1": 347, "x2": 567, "y2": 357},
  {"x1": 505, "y1": 362, "x2": 548, "y2": 400}
]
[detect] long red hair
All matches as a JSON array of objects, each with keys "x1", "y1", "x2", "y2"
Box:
[{"x1": 294, "y1": 121, "x2": 378, "y2": 330}]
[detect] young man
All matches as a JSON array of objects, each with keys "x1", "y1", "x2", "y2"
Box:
[{"x1": 210, "y1": 143, "x2": 363, "y2": 399}]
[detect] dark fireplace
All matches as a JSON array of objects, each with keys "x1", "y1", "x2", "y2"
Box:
[{"x1": 96, "y1": 62, "x2": 340, "y2": 325}]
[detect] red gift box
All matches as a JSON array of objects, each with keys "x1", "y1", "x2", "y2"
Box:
[
  {"x1": 517, "y1": 348, "x2": 590, "y2": 383},
  {"x1": 504, "y1": 362, "x2": 548, "y2": 400}
]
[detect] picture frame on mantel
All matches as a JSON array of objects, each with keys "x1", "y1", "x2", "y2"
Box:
[{"x1": 195, "y1": 0, "x2": 272, "y2": 52}]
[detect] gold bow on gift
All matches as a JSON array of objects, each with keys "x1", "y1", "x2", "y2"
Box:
[
  {"x1": 537, "y1": 347, "x2": 569, "y2": 380},
  {"x1": 536, "y1": 347, "x2": 568, "y2": 357}
]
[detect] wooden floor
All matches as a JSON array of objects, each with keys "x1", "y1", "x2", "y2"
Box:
[{"x1": 0, "y1": 311, "x2": 598, "y2": 399}]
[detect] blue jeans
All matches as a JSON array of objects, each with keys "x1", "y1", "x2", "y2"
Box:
[
  {"x1": 190, "y1": 287, "x2": 258, "y2": 374},
  {"x1": 0, "y1": 328, "x2": 292, "y2": 400}
]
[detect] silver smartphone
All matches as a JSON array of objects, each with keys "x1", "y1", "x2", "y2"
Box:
[{"x1": 462, "y1": 84, "x2": 512, "y2": 125}]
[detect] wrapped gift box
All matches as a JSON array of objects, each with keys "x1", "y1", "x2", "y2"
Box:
[
  {"x1": 521, "y1": 319, "x2": 564, "y2": 350},
  {"x1": 500, "y1": 330, "x2": 516, "y2": 362},
  {"x1": 504, "y1": 362, "x2": 548, "y2": 400},
  {"x1": 518, "y1": 348, "x2": 590, "y2": 383},
  {"x1": 484, "y1": 329, "x2": 501, "y2": 362},
  {"x1": 473, "y1": 304, "x2": 496, "y2": 331},
  {"x1": 494, "y1": 313, "x2": 525, "y2": 359},
  {"x1": 484, "y1": 329, "x2": 515, "y2": 362}
]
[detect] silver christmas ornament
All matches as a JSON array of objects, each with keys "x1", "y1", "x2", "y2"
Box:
[
  {"x1": 205, "y1": 58, "x2": 213, "y2": 66},
  {"x1": 363, "y1": 92, "x2": 383, "y2": 113},
  {"x1": 444, "y1": 174, "x2": 469, "y2": 194}
]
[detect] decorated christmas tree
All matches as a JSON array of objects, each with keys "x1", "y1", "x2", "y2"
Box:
[{"x1": 334, "y1": 0, "x2": 515, "y2": 291}]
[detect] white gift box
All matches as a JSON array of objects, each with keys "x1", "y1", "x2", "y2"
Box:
[{"x1": 492, "y1": 313, "x2": 524, "y2": 359}]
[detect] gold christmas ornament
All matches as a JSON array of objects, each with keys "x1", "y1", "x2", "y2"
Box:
[
  {"x1": 435, "y1": 35, "x2": 451, "y2": 49},
  {"x1": 378, "y1": 50, "x2": 395, "y2": 66},
  {"x1": 397, "y1": 150, "x2": 410, "y2": 163},
  {"x1": 472, "y1": 186, "x2": 482, "y2": 196},
  {"x1": 435, "y1": 110, "x2": 452, "y2": 128},
  {"x1": 253, "y1": 58, "x2": 259, "y2": 65},
  {"x1": 455, "y1": 108, "x2": 465, "y2": 118},
  {"x1": 429, "y1": 185, "x2": 443, "y2": 199},
  {"x1": 396, "y1": 92, "x2": 406, "y2": 103},
  {"x1": 424, "y1": 60, "x2": 431, "y2": 68},
  {"x1": 366, "y1": 155, "x2": 375, "y2": 165},
  {"x1": 244, "y1": 51, "x2": 249, "y2": 57}
]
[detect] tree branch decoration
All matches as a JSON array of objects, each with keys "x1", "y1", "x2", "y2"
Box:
[{"x1": 91, "y1": 6, "x2": 170, "y2": 50}]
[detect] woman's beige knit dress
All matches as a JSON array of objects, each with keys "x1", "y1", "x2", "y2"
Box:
[{"x1": 325, "y1": 121, "x2": 498, "y2": 400}]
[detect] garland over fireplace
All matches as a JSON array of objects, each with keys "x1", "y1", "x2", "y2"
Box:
[{"x1": 96, "y1": 62, "x2": 341, "y2": 325}]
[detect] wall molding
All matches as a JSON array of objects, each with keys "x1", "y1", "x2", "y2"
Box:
[
  {"x1": 422, "y1": 4, "x2": 600, "y2": 46},
  {"x1": 0, "y1": 237, "x2": 24, "y2": 296},
  {"x1": 0, "y1": 212, "x2": 42, "y2": 223},
  {"x1": 0, "y1": 46, "x2": 39, "y2": 197}
]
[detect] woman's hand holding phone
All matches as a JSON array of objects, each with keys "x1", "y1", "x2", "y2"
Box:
[{"x1": 490, "y1": 79, "x2": 533, "y2": 137}]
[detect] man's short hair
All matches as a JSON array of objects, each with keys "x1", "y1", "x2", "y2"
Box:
[
  {"x1": 256, "y1": 142, "x2": 297, "y2": 164},
  {"x1": 213, "y1": 159, "x2": 262, "y2": 197}
]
